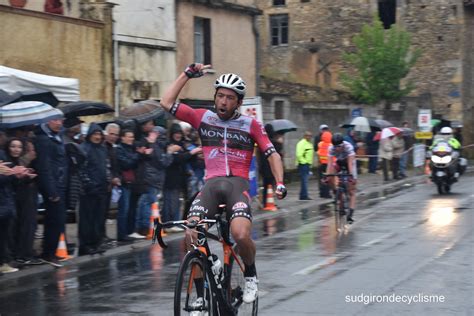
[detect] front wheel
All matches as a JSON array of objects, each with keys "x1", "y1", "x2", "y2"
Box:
[
  {"x1": 437, "y1": 182, "x2": 444, "y2": 195},
  {"x1": 175, "y1": 250, "x2": 216, "y2": 316},
  {"x1": 225, "y1": 247, "x2": 258, "y2": 315}
]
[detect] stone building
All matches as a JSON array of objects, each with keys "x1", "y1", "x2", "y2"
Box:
[
  {"x1": 256, "y1": 0, "x2": 474, "y2": 162},
  {"x1": 0, "y1": 2, "x2": 114, "y2": 105},
  {"x1": 112, "y1": 0, "x2": 177, "y2": 112},
  {"x1": 175, "y1": 0, "x2": 261, "y2": 107}
]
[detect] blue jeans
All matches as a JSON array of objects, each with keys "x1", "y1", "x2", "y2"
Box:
[
  {"x1": 117, "y1": 186, "x2": 131, "y2": 240},
  {"x1": 135, "y1": 186, "x2": 158, "y2": 231},
  {"x1": 162, "y1": 189, "x2": 181, "y2": 223},
  {"x1": 399, "y1": 153, "x2": 408, "y2": 176},
  {"x1": 298, "y1": 164, "x2": 310, "y2": 199}
]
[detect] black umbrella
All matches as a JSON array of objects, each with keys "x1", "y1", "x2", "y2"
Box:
[
  {"x1": 340, "y1": 116, "x2": 381, "y2": 132},
  {"x1": 58, "y1": 101, "x2": 114, "y2": 118},
  {"x1": 1, "y1": 89, "x2": 60, "y2": 107},
  {"x1": 118, "y1": 100, "x2": 165, "y2": 124},
  {"x1": 374, "y1": 119, "x2": 394, "y2": 129},
  {"x1": 267, "y1": 119, "x2": 298, "y2": 134}
]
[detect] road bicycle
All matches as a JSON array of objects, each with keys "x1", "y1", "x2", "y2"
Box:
[
  {"x1": 152, "y1": 206, "x2": 258, "y2": 316},
  {"x1": 324, "y1": 173, "x2": 352, "y2": 232}
]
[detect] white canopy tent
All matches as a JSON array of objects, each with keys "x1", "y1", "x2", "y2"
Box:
[{"x1": 0, "y1": 65, "x2": 80, "y2": 102}]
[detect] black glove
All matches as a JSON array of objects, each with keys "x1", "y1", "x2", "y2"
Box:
[
  {"x1": 275, "y1": 182, "x2": 287, "y2": 199},
  {"x1": 184, "y1": 63, "x2": 204, "y2": 79}
]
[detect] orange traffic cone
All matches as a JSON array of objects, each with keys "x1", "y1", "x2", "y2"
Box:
[
  {"x1": 263, "y1": 185, "x2": 277, "y2": 211},
  {"x1": 56, "y1": 233, "x2": 71, "y2": 260}
]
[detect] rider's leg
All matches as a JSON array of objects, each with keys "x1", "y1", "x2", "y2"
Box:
[
  {"x1": 348, "y1": 183, "x2": 356, "y2": 223},
  {"x1": 230, "y1": 217, "x2": 256, "y2": 274},
  {"x1": 230, "y1": 217, "x2": 258, "y2": 303}
]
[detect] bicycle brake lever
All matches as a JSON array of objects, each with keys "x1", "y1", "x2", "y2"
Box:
[{"x1": 153, "y1": 219, "x2": 168, "y2": 249}]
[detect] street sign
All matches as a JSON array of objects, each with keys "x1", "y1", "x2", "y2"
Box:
[
  {"x1": 415, "y1": 131, "x2": 433, "y2": 139},
  {"x1": 351, "y1": 108, "x2": 362, "y2": 118},
  {"x1": 413, "y1": 144, "x2": 426, "y2": 167},
  {"x1": 417, "y1": 109, "x2": 431, "y2": 132},
  {"x1": 241, "y1": 97, "x2": 263, "y2": 123}
]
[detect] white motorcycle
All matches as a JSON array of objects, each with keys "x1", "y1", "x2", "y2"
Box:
[{"x1": 429, "y1": 141, "x2": 460, "y2": 194}]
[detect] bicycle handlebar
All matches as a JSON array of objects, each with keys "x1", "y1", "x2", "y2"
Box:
[{"x1": 152, "y1": 217, "x2": 220, "y2": 249}]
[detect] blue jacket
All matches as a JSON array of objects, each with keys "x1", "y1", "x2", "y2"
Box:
[
  {"x1": 80, "y1": 123, "x2": 109, "y2": 195},
  {"x1": 34, "y1": 123, "x2": 68, "y2": 198}
]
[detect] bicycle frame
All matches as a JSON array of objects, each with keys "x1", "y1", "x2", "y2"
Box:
[
  {"x1": 153, "y1": 213, "x2": 245, "y2": 315},
  {"x1": 325, "y1": 173, "x2": 352, "y2": 232}
]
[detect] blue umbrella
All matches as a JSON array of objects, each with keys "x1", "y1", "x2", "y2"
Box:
[{"x1": 0, "y1": 101, "x2": 63, "y2": 129}]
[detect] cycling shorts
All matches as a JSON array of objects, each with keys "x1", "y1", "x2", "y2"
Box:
[{"x1": 187, "y1": 176, "x2": 252, "y2": 222}]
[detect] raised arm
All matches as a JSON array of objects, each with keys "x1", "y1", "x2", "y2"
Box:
[{"x1": 160, "y1": 63, "x2": 212, "y2": 111}]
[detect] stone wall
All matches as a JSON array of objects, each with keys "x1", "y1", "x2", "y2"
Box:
[
  {"x1": 400, "y1": 0, "x2": 464, "y2": 120},
  {"x1": 256, "y1": 0, "x2": 470, "y2": 126},
  {"x1": 0, "y1": 5, "x2": 114, "y2": 104},
  {"x1": 176, "y1": 0, "x2": 260, "y2": 101},
  {"x1": 462, "y1": 4, "x2": 474, "y2": 156}
]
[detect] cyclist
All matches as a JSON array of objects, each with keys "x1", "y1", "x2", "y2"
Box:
[
  {"x1": 325, "y1": 133, "x2": 357, "y2": 223},
  {"x1": 159, "y1": 63, "x2": 287, "y2": 304}
]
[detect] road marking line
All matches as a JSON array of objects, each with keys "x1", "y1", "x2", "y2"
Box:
[
  {"x1": 360, "y1": 232, "x2": 397, "y2": 248},
  {"x1": 292, "y1": 253, "x2": 351, "y2": 276}
]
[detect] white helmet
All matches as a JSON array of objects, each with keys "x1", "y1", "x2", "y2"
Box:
[
  {"x1": 440, "y1": 127, "x2": 453, "y2": 135},
  {"x1": 214, "y1": 73, "x2": 246, "y2": 97}
]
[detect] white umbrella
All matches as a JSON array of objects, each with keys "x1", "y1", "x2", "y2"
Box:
[
  {"x1": 0, "y1": 101, "x2": 63, "y2": 129},
  {"x1": 380, "y1": 127, "x2": 402, "y2": 139}
]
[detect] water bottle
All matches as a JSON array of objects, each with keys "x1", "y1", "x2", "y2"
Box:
[{"x1": 210, "y1": 255, "x2": 223, "y2": 285}]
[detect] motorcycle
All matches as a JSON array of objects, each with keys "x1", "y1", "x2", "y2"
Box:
[{"x1": 429, "y1": 141, "x2": 459, "y2": 194}]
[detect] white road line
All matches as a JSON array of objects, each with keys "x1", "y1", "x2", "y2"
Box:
[
  {"x1": 360, "y1": 232, "x2": 397, "y2": 248},
  {"x1": 292, "y1": 253, "x2": 351, "y2": 276}
]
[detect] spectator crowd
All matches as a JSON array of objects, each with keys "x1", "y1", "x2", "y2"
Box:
[{"x1": 0, "y1": 115, "x2": 203, "y2": 273}]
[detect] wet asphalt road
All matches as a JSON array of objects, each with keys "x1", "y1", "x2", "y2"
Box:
[{"x1": 0, "y1": 175, "x2": 472, "y2": 316}]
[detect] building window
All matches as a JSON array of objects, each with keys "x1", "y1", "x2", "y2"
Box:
[
  {"x1": 274, "y1": 100, "x2": 284, "y2": 119},
  {"x1": 378, "y1": 0, "x2": 396, "y2": 29},
  {"x1": 270, "y1": 14, "x2": 289, "y2": 46},
  {"x1": 273, "y1": 0, "x2": 285, "y2": 6},
  {"x1": 194, "y1": 17, "x2": 211, "y2": 64}
]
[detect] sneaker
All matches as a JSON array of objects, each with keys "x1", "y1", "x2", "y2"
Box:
[
  {"x1": 40, "y1": 256, "x2": 63, "y2": 268},
  {"x1": 189, "y1": 297, "x2": 208, "y2": 316},
  {"x1": 16, "y1": 258, "x2": 44, "y2": 265},
  {"x1": 128, "y1": 232, "x2": 146, "y2": 239},
  {"x1": 0, "y1": 264, "x2": 19, "y2": 274},
  {"x1": 243, "y1": 277, "x2": 259, "y2": 304}
]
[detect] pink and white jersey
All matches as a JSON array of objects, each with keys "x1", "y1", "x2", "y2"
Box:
[{"x1": 170, "y1": 103, "x2": 276, "y2": 180}]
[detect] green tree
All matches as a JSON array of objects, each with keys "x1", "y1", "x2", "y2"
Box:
[{"x1": 341, "y1": 16, "x2": 421, "y2": 105}]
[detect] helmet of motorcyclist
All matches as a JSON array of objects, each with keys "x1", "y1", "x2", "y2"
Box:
[
  {"x1": 214, "y1": 73, "x2": 246, "y2": 100},
  {"x1": 332, "y1": 133, "x2": 344, "y2": 146},
  {"x1": 440, "y1": 127, "x2": 453, "y2": 135}
]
